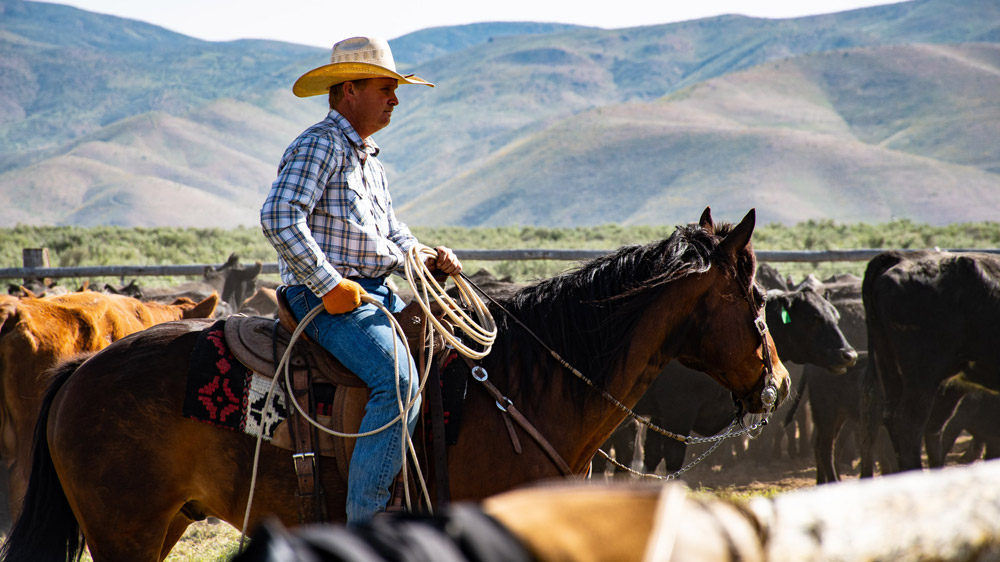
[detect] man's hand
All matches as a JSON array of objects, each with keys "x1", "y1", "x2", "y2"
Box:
[
  {"x1": 321, "y1": 279, "x2": 367, "y2": 314},
  {"x1": 426, "y1": 246, "x2": 463, "y2": 277}
]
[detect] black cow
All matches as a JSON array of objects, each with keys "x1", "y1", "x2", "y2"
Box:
[
  {"x1": 640, "y1": 286, "x2": 857, "y2": 473},
  {"x1": 807, "y1": 294, "x2": 967, "y2": 482},
  {"x1": 940, "y1": 390, "x2": 1000, "y2": 464},
  {"x1": 757, "y1": 263, "x2": 790, "y2": 291},
  {"x1": 800, "y1": 289, "x2": 869, "y2": 484},
  {"x1": 637, "y1": 366, "x2": 733, "y2": 473},
  {"x1": 805, "y1": 354, "x2": 899, "y2": 483},
  {"x1": 861, "y1": 250, "x2": 1000, "y2": 474}
]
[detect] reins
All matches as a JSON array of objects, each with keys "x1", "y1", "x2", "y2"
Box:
[{"x1": 461, "y1": 267, "x2": 780, "y2": 481}]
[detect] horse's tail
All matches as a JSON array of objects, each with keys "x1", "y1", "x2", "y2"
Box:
[{"x1": 0, "y1": 353, "x2": 93, "y2": 562}]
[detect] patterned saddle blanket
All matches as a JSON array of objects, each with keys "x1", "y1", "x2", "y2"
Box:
[{"x1": 181, "y1": 319, "x2": 292, "y2": 440}]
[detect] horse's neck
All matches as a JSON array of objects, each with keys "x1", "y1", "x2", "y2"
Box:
[
  {"x1": 602, "y1": 276, "x2": 703, "y2": 412},
  {"x1": 504, "y1": 276, "x2": 703, "y2": 471}
]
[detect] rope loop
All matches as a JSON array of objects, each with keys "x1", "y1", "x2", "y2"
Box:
[
  {"x1": 404, "y1": 244, "x2": 497, "y2": 359},
  {"x1": 241, "y1": 244, "x2": 498, "y2": 548}
]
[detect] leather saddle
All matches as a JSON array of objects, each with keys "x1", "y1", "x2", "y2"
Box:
[{"x1": 224, "y1": 286, "x2": 448, "y2": 480}]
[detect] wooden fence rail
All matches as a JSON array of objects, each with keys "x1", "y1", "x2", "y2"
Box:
[{"x1": 2, "y1": 248, "x2": 1000, "y2": 281}]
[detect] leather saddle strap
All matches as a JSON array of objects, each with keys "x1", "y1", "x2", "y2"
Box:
[
  {"x1": 501, "y1": 407, "x2": 523, "y2": 454},
  {"x1": 462, "y1": 357, "x2": 573, "y2": 476},
  {"x1": 273, "y1": 320, "x2": 323, "y2": 523},
  {"x1": 427, "y1": 355, "x2": 451, "y2": 507}
]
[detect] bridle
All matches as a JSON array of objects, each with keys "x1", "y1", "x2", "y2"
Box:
[
  {"x1": 595, "y1": 284, "x2": 783, "y2": 481},
  {"x1": 462, "y1": 272, "x2": 781, "y2": 450},
  {"x1": 730, "y1": 288, "x2": 779, "y2": 422}
]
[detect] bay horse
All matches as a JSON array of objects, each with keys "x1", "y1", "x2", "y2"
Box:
[{"x1": 1, "y1": 207, "x2": 789, "y2": 562}]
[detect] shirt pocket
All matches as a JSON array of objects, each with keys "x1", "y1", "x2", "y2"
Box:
[{"x1": 316, "y1": 180, "x2": 371, "y2": 227}]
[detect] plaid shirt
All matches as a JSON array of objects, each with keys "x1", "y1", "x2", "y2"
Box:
[{"x1": 261, "y1": 110, "x2": 417, "y2": 297}]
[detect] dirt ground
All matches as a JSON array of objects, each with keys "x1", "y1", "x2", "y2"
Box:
[{"x1": 594, "y1": 426, "x2": 980, "y2": 499}]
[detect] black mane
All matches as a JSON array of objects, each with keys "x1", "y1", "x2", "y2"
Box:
[{"x1": 484, "y1": 221, "x2": 752, "y2": 405}]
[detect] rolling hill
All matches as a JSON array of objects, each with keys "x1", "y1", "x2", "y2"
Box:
[
  {"x1": 398, "y1": 42, "x2": 1000, "y2": 226},
  {"x1": 0, "y1": 0, "x2": 997, "y2": 227}
]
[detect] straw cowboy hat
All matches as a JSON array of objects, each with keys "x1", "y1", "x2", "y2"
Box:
[{"x1": 292, "y1": 36, "x2": 434, "y2": 97}]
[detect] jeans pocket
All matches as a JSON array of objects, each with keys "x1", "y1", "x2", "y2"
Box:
[{"x1": 285, "y1": 285, "x2": 311, "y2": 320}]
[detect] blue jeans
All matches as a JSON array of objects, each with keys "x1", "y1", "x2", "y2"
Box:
[{"x1": 284, "y1": 280, "x2": 420, "y2": 526}]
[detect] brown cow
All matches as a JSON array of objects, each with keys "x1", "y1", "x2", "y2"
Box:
[
  {"x1": 0, "y1": 291, "x2": 218, "y2": 524},
  {"x1": 239, "y1": 286, "x2": 278, "y2": 317}
]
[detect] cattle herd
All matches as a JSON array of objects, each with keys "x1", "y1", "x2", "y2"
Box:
[
  {"x1": 1, "y1": 248, "x2": 1000, "y2": 558},
  {"x1": 592, "y1": 252, "x2": 1000, "y2": 493}
]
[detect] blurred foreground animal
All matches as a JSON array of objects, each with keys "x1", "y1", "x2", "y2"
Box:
[{"x1": 234, "y1": 460, "x2": 1000, "y2": 562}]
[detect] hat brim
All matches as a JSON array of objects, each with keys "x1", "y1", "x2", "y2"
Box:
[{"x1": 292, "y1": 62, "x2": 434, "y2": 97}]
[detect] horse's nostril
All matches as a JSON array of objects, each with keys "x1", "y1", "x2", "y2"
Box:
[{"x1": 843, "y1": 348, "x2": 858, "y2": 364}]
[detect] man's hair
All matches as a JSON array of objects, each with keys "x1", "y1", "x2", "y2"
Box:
[
  {"x1": 328, "y1": 79, "x2": 372, "y2": 109},
  {"x1": 328, "y1": 82, "x2": 346, "y2": 109}
]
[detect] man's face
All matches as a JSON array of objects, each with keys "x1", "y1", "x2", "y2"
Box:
[{"x1": 345, "y1": 77, "x2": 399, "y2": 138}]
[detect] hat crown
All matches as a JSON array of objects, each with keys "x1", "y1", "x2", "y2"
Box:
[
  {"x1": 292, "y1": 35, "x2": 432, "y2": 97},
  {"x1": 330, "y1": 37, "x2": 397, "y2": 72}
]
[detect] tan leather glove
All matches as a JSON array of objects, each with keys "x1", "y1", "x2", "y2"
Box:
[{"x1": 321, "y1": 279, "x2": 366, "y2": 315}]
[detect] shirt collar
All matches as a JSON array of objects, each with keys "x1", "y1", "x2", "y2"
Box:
[{"x1": 327, "y1": 110, "x2": 380, "y2": 157}]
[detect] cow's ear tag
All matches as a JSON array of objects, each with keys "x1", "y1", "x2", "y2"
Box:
[{"x1": 781, "y1": 307, "x2": 791, "y2": 324}]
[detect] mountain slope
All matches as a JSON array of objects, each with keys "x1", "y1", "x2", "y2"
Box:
[
  {"x1": 0, "y1": 100, "x2": 305, "y2": 226},
  {"x1": 1, "y1": 0, "x2": 998, "y2": 227},
  {"x1": 377, "y1": 0, "x2": 1000, "y2": 203},
  {"x1": 398, "y1": 42, "x2": 1000, "y2": 227}
]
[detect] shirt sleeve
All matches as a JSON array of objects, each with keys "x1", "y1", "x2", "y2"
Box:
[{"x1": 260, "y1": 135, "x2": 345, "y2": 297}]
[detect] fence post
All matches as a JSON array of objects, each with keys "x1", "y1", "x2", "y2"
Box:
[{"x1": 22, "y1": 247, "x2": 50, "y2": 288}]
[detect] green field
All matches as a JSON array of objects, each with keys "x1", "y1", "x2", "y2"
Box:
[{"x1": 2, "y1": 220, "x2": 999, "y2": 289}]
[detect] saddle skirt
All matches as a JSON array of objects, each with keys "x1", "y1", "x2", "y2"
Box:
[{"x1": 222, "y1": 300, "x2": 448, "y2": 480}]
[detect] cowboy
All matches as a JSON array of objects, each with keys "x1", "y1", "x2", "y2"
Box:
[{"x1": 260, "y1": 36, "x2": 462, "y2": 526}]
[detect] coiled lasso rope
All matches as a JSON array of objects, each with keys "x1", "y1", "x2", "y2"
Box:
[
  {"x1": 403, "y1": 244, "x2": 497, "y2": 360},
  {"x1": 240, "y1": 244, "x2": 496, "y2": 548}
]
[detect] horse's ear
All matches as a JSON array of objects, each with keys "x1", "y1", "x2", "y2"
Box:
[
  {"x1": 719, "y1": 209, "x2": 756, "y2": 258},
  {"x1": 699, "y1": 207, "x2": 714, "y2": 233}
]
